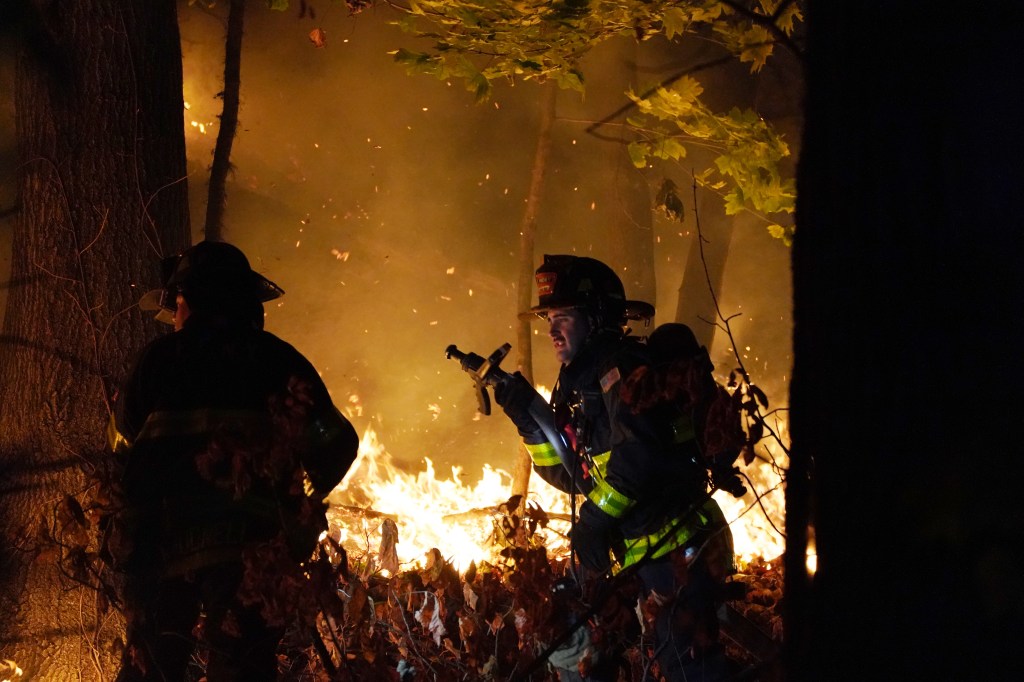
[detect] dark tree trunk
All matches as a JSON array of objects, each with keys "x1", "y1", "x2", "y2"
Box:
[
  {"x1": 203, "y1": 0, "x2": 245, "y2": 241},
  {"x1": 0, "y1": 0, "x2": 189, "y2": 677},
  {"x1": 788, "y1": 2, "x2": 1023, "y2": 680}
]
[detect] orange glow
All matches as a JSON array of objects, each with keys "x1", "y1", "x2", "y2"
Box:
[{"x1": 1, "y1": 659, "x2": 23, "y2": 681}]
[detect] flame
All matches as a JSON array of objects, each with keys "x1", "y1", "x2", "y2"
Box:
[
  {"x1": 1, "y1": 660, "x2": 23, "y2": 681},
  {"x1": 328, "y1": 427, "x2": 572, "y2": 573},
  {"x1": 327, "y1": 421, "x2": 788, "y2": 574}
]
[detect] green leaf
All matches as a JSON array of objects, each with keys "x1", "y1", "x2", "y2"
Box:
[
  {"x1": 555, "y1": 68, "x2": 584, "y2": 92},
  {"x1": 653, "y1": 137, "x2": 687, "y2": 161},
  {"x1": 382, "y1": 0, "x2": 802, "y2": 235},
  {"x1": 469, "y1": 73, "x2": 491, "y2": 102},
  {"x1": 724, "y1": 187, "x2": 746, "y2": 215},
  {"x1": 627, "y1": 142, "x2": 649, "y2": 169},
  {"x1": 391, "y1": 48, "x2": 448, "y2": 79}
]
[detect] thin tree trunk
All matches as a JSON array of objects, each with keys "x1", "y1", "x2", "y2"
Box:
[
  {"x1": 674, "y1": 189, "x2": 734, "y2": 348},
  {"x1": 0, "y1": 1, "x2": 189, "y2": 677},
  {"x1": 203, "y1": 0, "x2": 245, "y2": 241},
  {"x1": 603, "y1": 39, "x2": 655, "y2": 314},
  {"x1": 510, "y1": 84, "x2": 556, "y2": 502}
]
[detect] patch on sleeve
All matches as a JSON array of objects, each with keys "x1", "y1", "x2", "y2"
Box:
[{"x1": 600, "y1": 367, "x2": 621, "y2": 393}]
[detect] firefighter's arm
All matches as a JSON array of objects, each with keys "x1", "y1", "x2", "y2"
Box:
[
  {"x1": 571, "y1": 499, "x2": 618, "y2": 573},
  {"x1": 494, "y1": 372, "x2": 542, "y2": 434},
  {"x1": 523, "y1": 437, "x2": 591, "y2": 494},
  {"x1": 303, "y1": 404, "x2": 359, "y2": 499},
  {"x1": 500, "y1": 377, "x2": 592, "y2": 494},
  {"x1": 109, "y1": 341, "x2": 158, "y2": 450}
]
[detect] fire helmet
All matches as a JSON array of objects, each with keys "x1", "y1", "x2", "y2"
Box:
[
  {"x1": 527, "y1": 254, "x2": 654, "y2": 328},
  {"x1": 140, "y1": 241, "x2": 283, "y2": 324}
]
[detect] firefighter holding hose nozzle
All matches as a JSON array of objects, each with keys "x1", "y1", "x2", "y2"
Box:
[{"x1": 492, "y1": 254, "x2": 744, "y2": 682}]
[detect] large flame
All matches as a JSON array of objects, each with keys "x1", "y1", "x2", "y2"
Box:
[
  {"x1": 327, "y1": 422, "x2": 787, "y2": 573},
  {"x1": 328, "y1": 427, "x2": 573, "y2": 573}
]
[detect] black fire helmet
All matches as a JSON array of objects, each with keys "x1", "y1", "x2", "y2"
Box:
[
  {"x1": 525, "y1": 254, "x2": 654, "y2": 329},
  {"x1": 140, "y1": 241, "x2": 283, "y2": 324}
]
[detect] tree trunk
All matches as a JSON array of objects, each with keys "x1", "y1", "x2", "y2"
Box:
[
  {"x1": 674, "y1": 188, "x2": 734, "y2": 348},
  {"x1": 600, "y1": 39, "x2": 655, "y2": 313},
  {"x1": 788, "y1": 2, "x2": 1022, "y2": 680},
  {"x1": 570, "y1": 38, "x2": 658, "y2": 320},
  {"x1": 510, "y1": 84, "x2": 556, "y2": 502},
  {"x1": 0, "y1": 1, "x2": 189, "y2": 678},
  {"x1": 203, "y1": 0, "x2": 245, "y2": 242}
]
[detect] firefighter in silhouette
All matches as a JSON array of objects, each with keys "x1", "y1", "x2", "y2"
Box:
[
  {"x1": 106, "y1": 241, "x2": 359, "y2": 682},
  {"x1": 494, "y1": 254, "x2": 743, "y2": 682}
]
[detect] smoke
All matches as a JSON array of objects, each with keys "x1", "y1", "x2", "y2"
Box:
[
  {"x1": 0, "y1": 2, "x2": 796, "y2": 479},
  {"x1": 181, "y1": 2, "x2": 795, "y2": 477}
]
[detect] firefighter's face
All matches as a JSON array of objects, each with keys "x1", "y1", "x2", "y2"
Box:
[
  {"x1": 173, "y1": 293, "x2": 191, "y2": 331},
  {"x1": 546, "y1": 307, "x2": 590, "y2": 365}
]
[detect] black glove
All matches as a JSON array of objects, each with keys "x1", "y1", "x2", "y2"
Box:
[
  {"x1": 711, "y1": 464, "x2": 747, "y2": 498},
  {"x1": 570, "y1": 517, "x2": 613, "y2": 574},
  {"x1": 493, "y1": 372, "x2": 540, "y2": 435}
]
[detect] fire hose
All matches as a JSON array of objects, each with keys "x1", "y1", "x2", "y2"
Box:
[{"x1": 445, "y1": 343, "x2": 585, "y2": 494}]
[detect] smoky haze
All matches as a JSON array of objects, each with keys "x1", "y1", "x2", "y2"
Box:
[{"x1": 0, "y1": 2, "x2": 796, "y2": 481}]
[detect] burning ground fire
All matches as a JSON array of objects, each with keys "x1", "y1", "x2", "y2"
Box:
[{"x1": 326, "y1": 422, "x2": 787, "y2": 575}]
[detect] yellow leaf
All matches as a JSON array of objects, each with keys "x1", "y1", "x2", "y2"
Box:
[{"x1": 662, "y1": 8, "x2": 688, "y2": 40}]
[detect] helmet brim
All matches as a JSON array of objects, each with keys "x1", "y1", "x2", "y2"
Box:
[
  {"x1": 253, "y1": 273, "x2": 285, "y2": 302},
  {"x1": 521, "y1": 299, "x2": 655, "y2": 322},
  {"x1": 139, "y1": 273, "x2": 284, "y2": 326}
]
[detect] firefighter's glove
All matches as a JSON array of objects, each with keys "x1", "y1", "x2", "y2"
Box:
[
  {"x1": 570, "y1": 517, "x2": 613, "y2": 575},
  {"x1": 494, "y1": 372, "x2": 541, "y2": 436},
  {"x1": 712, "y1": 464, "x2": 747, "y2": 498}
]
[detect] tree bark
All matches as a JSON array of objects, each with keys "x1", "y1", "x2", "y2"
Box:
[
  {"x1": 0, "y1": 1, "x2": 189, "y2": 677},
  {"x1": 788, "y1": 2, "x2": 1023, "y2": 680}
]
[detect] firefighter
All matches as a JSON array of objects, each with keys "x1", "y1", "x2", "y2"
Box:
[
  {"x1": 106, "y1": 241, "x2": 359, "y2": 682},
  {"x1": 494, "y1": 254, "x2": 739, "y2": 682}
]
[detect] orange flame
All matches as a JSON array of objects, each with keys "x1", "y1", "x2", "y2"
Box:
[{"x1": 327, "y1": 423, "x2": 787, "y2": 574}]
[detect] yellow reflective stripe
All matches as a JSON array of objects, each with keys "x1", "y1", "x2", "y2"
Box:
[
  {"x1": 622, "y1": 512, "x2": 704, "y2": 567},
  {"x1": 107, "y1": 415, "x2": 131, "y2": 453},
  {"x1": 590, "y1": 450, "x2": 611, "y2": 478},
  {"x1": 135, "y1": 408, "x2": 265, "y2": 442},
  {"x1": 525, "y1": 441, "x2": 562, "y2": 467},
  {"x1": 587, "y1": 478, "x2": 634, "y2": 518},
  {"x1": 621, "y1": 499, "x2": 720, "y2": 567}
]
